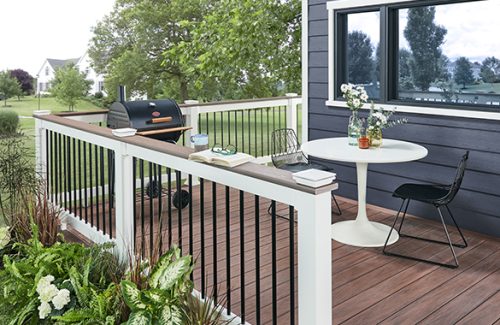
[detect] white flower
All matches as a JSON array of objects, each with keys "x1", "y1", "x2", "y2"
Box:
[
  {"x1": 38, "y1": 284, "x2": 59, "y2": 303},
  {"x1": 351, "y1": 90, "x2": 360, "y2": 97},
  {"x1": 346, "y1": 84, "x2": 353, "y2": 91},
  {"x1": 360, "y1": 93, "x2": 369, "y2": 101},
  {"x1": 340, "y1": 84, "x2": 348, "y2": 93},
  {"x1": 52, "y1": 289, "x2": 71, "y2": 310},
  {"x1": 376, "y1": 121, "x2": 381, "y2": 126},
  {"x1": 352, "y1": 99, "x2": 361, "y2": 107},
  {"x1": 38, "y1": 301, "x2": 52, "y2": 319}
]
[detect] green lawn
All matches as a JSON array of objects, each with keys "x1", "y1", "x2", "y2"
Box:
[
  {"x1": 1, "y1": 96, "x2": 103, "y2": 152},
  {"x1": 462, "y1": 83, "x2": 500, "y2": 94}
]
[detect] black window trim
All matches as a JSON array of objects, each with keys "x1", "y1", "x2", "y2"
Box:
[{"x1": 331, "y1": 0, "x2": 500, "y2": 114}]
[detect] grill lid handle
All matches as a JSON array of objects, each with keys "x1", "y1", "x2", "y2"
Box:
[{"x1": 148, "y1": 102, "x2": 157, "y2": 108}]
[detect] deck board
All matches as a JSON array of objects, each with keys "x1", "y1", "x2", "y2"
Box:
[{"x1": 68, "y1": 182, "x2": 500, "y2": 325}]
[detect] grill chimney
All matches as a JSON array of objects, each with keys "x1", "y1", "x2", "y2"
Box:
[{"x1": 118, "y1": 85, "x2": 126, "y2": 103}]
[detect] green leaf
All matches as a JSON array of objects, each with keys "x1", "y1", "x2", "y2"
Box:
[
  {"x1": 121, "y1": 280, "x2": 147, "y2": 311},
  {"x1": 151, "y1": 257, "x2": 191, "y2": 291},
  {"x1": 158, "y1": 304, "x2": 183, "y2": 325},
  {"x1": 127, "y1": 310, "x2": 153, "y2": 325}
]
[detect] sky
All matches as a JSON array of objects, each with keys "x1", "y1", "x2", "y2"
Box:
[
  {"x1": 0, "y1": 0, "x2": 115, "y2": 76},
  {"x1": 348, "y1": 0, "x2": 500, "y2": 63}
]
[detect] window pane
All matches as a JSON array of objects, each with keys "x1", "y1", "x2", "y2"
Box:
[
  {"x1": 346, "y1": 11, "x2": 380, "y2": 99},
  {"x1": 398, "y1": 1, "x2": 500, "y2": 108}
]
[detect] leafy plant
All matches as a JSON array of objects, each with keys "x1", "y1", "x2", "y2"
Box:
[
  {"x1": 0, "y1": 230, "x2": 126, "y2": 323},
  {"x1": 0, "y1": 110, "x2": 19, "y2": 137},
  {"x1": 121, "y1": 246, "x2": 194, "y2": 324},
  {"x1": 182, "y1": 291, "x2": 233, "y2": 325}
]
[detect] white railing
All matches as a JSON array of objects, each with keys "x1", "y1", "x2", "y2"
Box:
[
  {"x1": 33, "y1": 100, "x2": 332, "y2": 325},
  {"x1": 59, "y1": 95, "x2": 302, "y2": 164}
]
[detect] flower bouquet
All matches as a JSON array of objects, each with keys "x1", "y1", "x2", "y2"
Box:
[
  {"x1": 367, "y1": 102, "x2": 407, "y2": 148},
  {"x1": 340, "y1": 84, "x2": 369, "y2": 145}
]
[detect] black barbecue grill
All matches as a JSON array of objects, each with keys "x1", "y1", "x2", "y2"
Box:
[
  {"x1": 108, "y1": 86, "x2": 191, "y2": 209},
  {"x1": 107, "y1": 87, "x2": 191, "y2": 143}
]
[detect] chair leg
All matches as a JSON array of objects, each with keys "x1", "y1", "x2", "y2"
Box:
[
  {"x1": 397, "y1": 199, "x2": 411, "y2": 234},
  {"x1": 384, "y1": 205, "x2": 460, "y2": 269},
  {"x1": 383, "y1": 199, "x2": 406, "y2": 253},
  {"x1": 445, "y1": 205, "x2": 468, "y2": 248},
  {"x1": 331, "y1": 193, "x2": 342, "y2": 216}
]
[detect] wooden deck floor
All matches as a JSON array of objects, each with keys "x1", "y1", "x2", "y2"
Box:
[{"x1": 70, "y1": 182, "x2": 500, "y2": 325}]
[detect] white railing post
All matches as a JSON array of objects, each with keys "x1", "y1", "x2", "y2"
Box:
[
  {"x1": 184, "y1": 100, "x2": 200, "y2": 148},
  {"x1": 114, "y1": 142, "x2": 135, "y2": 261},
  {"x1": 297, "y1": 191, "x2": 332, "y2": 325},
  {"x1": 286, "y1": 93, "x2": 298, "y2": 134},
  {"x1": 34, "y1": 110, "x2": 51, "y2": 179}
]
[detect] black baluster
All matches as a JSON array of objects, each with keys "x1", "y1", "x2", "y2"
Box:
[
  {"x1": 89, "y1": 144, "x2": 94, "y2": 227},
  {"x1": 72, "y1": 138, "x2": 77, "y2": 216},
  {"x1": 176, "y1": 170, "x2": 183, "y2": 253},
  {"x1": 271, "y1": 200, "x2": 277, "y2": 325},
  {"x1": 240, "y1": 190, "x2": 245, "y2": 323},
  {"x1": 95, "y1": 145, "x2": 100, "y2": 231},
  {"x1": 225, "y1": 186, "x2": 231, "y2": 315},
  {"x1": 255, "y1": 195, "x2": 261, "y2": 325},
  {"x1": 212, "y1": 181, "x2": 217, "y2": 303},
  {"x1": 188, "y1": 175, "x2": 194, "y2": 282},
  {"x1": 133, "y1": 158, "x2": 137, "y2": 251},
  {"x1": 167, "y1": 168, "x2": 172, "y2": 247},
  {"x1": 200, "y1": 178, "x2": 206, "y2": 298},
  {"x1": 108, "y1": 150, "x2": 113, "y2": 237},
  {"x1": 140, "y1": 159, "x2": 145, "y2": 257},
  {"x1": 83, "y1": 141, "x2": 88, "y2": 224},
  {"x1": 158, "y1": 165, "x2": 163, "y2": 255},
  {"x1": 78, "y1": 140, "x2": 82, "y2": 220},
  {"x1": 289, "y1": 206, "x2": 295, "y2": 325},
  {"x1": 100, "y1": 146, "x2": 105, "y2": 234},
  {"x1": 149, "y1": 162, "x2": 154, "y2": 258}
]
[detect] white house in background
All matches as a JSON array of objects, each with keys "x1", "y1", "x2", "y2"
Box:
[{"x1": 36, "y1": 51, "x2": 105, "y2": 95}]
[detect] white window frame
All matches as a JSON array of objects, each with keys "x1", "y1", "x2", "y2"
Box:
[{"x1": 325, "y1": 0, "x2": 500, "y2": 121}]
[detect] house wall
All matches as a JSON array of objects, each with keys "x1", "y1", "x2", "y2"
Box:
[
  {"x1": 36, "y1": 60, "x2": 55, "y2": 94},
  {"x1": 77, "y1": 52, "x2": 106, "y2": 95},
  {"x1": 307, "y1": 0, "x2": 500, "y2": 237}
]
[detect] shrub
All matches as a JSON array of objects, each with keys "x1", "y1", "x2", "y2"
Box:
[
  {"x1": 0, "y1": 110, "x2": 19, "y2": 137},
  {"x1": 94, "y1": 91, "x2": 104, "y2": 99}
]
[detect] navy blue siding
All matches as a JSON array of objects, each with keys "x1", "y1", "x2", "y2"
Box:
[{"x1": 307, "y1": 0, "x2": 500, "y2": 237}]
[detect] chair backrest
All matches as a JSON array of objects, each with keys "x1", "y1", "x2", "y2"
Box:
[
  {"x1": 270, "y1": 128, "x2": 307, "y2": 168},
  {"x1": 439, "y1": 151, "x2": 469, "y2": 205}
]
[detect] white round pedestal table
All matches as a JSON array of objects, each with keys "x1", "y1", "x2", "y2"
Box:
[{"x1": 301, "y1": 138, "x2": 428, "y2": 247}]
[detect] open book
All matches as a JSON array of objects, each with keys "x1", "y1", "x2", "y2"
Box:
[{"x1": 188, "y1": 149, "x2": 254, "y2": 167}]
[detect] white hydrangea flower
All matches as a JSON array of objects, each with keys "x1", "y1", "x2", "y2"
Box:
[
  {"x1": 52, "y1": 289, "x2": 71, "y2": 310},
  {"x1": 38, "y1": 301, "x2": 52, "y2": 319},
  {"x1": 38, "y1": 284, "x2": 59, "y2": 303},
  {"x1": 36, "y1": 275, "x2": 55, "y2": 293},
  {"x1": 352, "y1": 99, "x2": 361, "y2": 107}
]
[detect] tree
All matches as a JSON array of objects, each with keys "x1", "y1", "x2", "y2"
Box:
[
  {"x1": 347, "y1": 31, "x2": 374, "y2": 84},
  {"x1": 454, "y1": 57, "x2": 474, "y2": 89},
  {"x1": 404, "y1": 6, "x2": 447, "y2": 91},
  {"x1": 480, "y1": 56, "x2": 500, "y2": 83},
  {"x1": 10, "y1": 69, "x2": 34, "y2": 97},
  {"x1": 172, "y1": 0, "x2": 301, "y2": 100},
  {"x1": 0, "y1": 71, "x2": 22, "y2": 107},
  {"x1": 399, "y1": 48, "x2": 414, "y2": 90},
  {"x1": 89, "y1": 0, "x2": 300, "y2": 102},
  {"x1": 50, "y1": 65, "x2": 92, "y2": 111}
]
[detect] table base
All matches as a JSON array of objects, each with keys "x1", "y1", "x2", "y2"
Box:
[{"x1": 331, "y1": 220, "x2": 399, "y2": 247}]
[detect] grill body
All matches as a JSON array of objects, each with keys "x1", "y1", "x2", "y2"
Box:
[{"x1": 108, "y1": 99, "x2": 184, "y2": 142}]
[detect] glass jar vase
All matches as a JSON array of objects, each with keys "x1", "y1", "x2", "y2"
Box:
[
  {"x1": 368, "y1": 128, "x2": 383, "y2": 148},
  {"x1": 347, "y1": 111, "x2": 362, "y2": 146}
]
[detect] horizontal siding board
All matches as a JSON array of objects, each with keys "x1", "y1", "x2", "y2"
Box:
[
  {"x1": 309, "y1": 52, "x2": 328, "y2": 68},
  {"x1": 309, "y1": 4, "x2": 328, "y2": 21},
  {"x1": 309, "y1": 67, "x2": 328, "y2": 83},
  {"x1": 309, "y1": 20, "x2": 328, "y2": 36}
]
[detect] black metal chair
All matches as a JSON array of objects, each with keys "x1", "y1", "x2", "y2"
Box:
[
  {"x1": 383, "y1": 151, "x2": 469, "y2": 268},
  {"x1": 269, "y1": 128, "x2": 342, "y2": 215}
]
